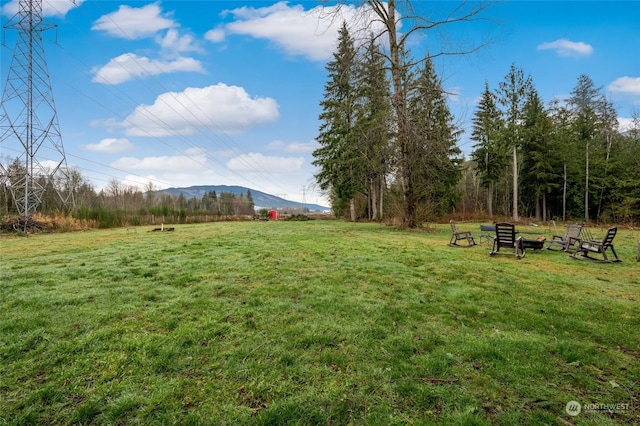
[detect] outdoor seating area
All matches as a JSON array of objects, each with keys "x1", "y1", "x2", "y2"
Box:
[{"x1": 447, "y1": 221, "x2": 624, "y2": 263}]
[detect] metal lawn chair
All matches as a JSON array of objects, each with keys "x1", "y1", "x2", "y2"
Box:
[{"x1": 479, "y1": 224, "x2": 496, "y2": 245}]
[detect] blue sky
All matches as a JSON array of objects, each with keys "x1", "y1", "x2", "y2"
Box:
[{"x1": 1, "y1": 1, "x2": 638, "y2": 207}]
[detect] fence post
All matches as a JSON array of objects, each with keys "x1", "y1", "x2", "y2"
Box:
[{"x1": 637, "y1": 241, "x2": 639, "y2": 262}]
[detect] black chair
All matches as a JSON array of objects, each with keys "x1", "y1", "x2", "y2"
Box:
[{"x1": 489, "y1": 222, "x2": 525, "y2": 258}]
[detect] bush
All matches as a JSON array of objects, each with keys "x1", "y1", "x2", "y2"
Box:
[{"x1": 284, "y1": 214, "x2": 312, "y2": 221}]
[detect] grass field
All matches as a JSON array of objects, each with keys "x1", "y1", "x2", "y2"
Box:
[{"x1": 1, "y1": 220, "x2": 638, "y2": 425}]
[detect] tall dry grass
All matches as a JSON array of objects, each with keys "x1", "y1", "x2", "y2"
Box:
[{"x1": 32, "y1": 212, "x2": 96, "y2": 232}]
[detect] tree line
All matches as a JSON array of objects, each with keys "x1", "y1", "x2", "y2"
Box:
[
  {"x1": 0, "y1": 163, "x2": 257, "y2": 227},
  {"x1": 312, "y1": 22, "x2": 640, "y2": 226}
]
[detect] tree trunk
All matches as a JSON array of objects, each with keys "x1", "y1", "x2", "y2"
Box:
[
  {"x1": 350, "y1": 198, "x2": 356, "y2": 222},
  {"x1": 379, "y1": 176, "x2": 384, "y2": 220},
  {"x1": 370, "y1": 178, "x2": 378, "y2": 220},
  {"x1": 385, "y1": 0, "x2": 416, "y2": 228},
  {"x1": 512, "y1": 145, "x2": 519, "y2": 222},
  {"x1": 585, "y1": 140, "x2": 589, "y2": 222},
  {"x1": 542, "y1": 192, "x2": 547, "y2": 222},
  {"x1": 563, "y1": 162, "x2": 567, "y2": 222},
  {"x1": 487, "y1": 181, "x2": 494, "y2": 219},
  {"x1": 596, "y1": 131, "x2": 612, "y2": 221}
]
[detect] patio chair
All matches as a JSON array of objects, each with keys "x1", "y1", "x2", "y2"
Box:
[
  {"x1": 571, "y1": 227, "x2": 622, "y2": 263},
  {"x1": 479, "y1": 224, "x2": 496, "y2": 245},
  {"x1": 448, "y1": 220, "x2": 476, "y2": 247},
  {"x1": 547, "y1": 223, "x2": 583, "y2": 252},
  {"x1": 489, "y1": 222, "x2": 525, "y2": 258}
]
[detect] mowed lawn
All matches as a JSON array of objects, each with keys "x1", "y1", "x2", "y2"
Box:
[{"x1": 1, "y1": 220, "x2": 638, "y2": 425}]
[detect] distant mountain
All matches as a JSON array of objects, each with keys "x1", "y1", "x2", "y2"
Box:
[{"x1": 161, "y1": 185, "x2": 331, "y2": 212}]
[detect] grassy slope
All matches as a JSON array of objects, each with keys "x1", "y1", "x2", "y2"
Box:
[{"x1": 0, "y1": 221, "x2": 638, "y2": 425}]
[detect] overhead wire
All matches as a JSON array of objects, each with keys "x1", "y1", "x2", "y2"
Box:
[
  {"x1": 77, "y1": 0, "x2": 303, "y2": 192},
  {"x1": 58, "y1": 0, "x2": 281, "y2": 186},
  {"x1": 7, "y1": 0, "x2": 307, "y2": 196}
]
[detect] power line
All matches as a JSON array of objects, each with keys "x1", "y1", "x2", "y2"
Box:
[{"x1": 44, "y1": 0, "x2": 297, "y2": 194}]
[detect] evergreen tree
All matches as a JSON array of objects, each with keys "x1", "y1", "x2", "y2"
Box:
[
  {"x1": 406, "y1": 55, "x2": 462, "y2": 219},
  {"x1": 312, "y1": 22, "x2": 361, "y2": 220},
  {"x1": 521, "y1": 84, "x2": 556, "y2": 220},
  {"x1": 593, "y1": 97, "x2": 618, "y2": 220},
  {"x1": 496, "y1": 63, "x2": 531, "y2": 222},
  {"x1": 546, "y1": 99, "x2": 576, "y2": 220},
  {"x1": 353, "y1": 34, "x2": 393, "y2": 220},
  {"x1": 470, "y1": 81, "x2": 506, "y2": 218},
  {"x1": 568, "y1": 74, "x2": 605, "y2": 221},
  {"x1": 246, "y1": 189, "x2": 255, "y2": 212},
  {"x1": 609, "y1": 111, "x2": 640, "y2": 221}
]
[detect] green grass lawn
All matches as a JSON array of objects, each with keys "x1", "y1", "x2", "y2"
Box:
[{"x1": 1, "y1": 220, "x2": 638, "y2": 425}]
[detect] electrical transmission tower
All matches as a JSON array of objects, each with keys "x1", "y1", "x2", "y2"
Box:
[{"x1": 0, "y1": 0, "x2": 74, "y2": 215}]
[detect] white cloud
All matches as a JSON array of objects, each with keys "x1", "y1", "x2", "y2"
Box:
[
  {"x1": 227, "y1": 153, "x2": 304, "y2": 173},
  {"x1": 204, "y1": 27, "x2": 226, "y2": 43},
  {"x1": 85, "y1": 138, "x2": 133, "y2": 153},
  {"x1": 111, "y1": 147, "x2": 210, "y2": 172},
  {"x1": 1, "y1": 0, "x2": 84, "y2": 17},
  {"x1": 608, "y1": 76, "x2": 640, "y2": 96},
  {"x1": 39, "y1": 159, "x2": 64, "y2": 172},
  {"x1": 285, "y1": 141, "x2": 318, "y2": 153},
  {"x1": 618, "y1": 117, "x2": 634, "y2": 132},
  {"x1": 121, "y1": 174, "x2": 163, "y2": 191},
  {"x1": 220, "y1": 1, "x2": 386, "y2": 62},
  {"x1": 267, "y1": 140, "x2": 318, "y2": 153},
  {"x1": 156, "y1": 28, "x2": 202, "y2": 55},
  {"x1": 267, "y1": 140, "x2": 286, "y2": 150},
  {"x1": 537, "y1": 38, "x2": 593, "y2": 57},
  {"x1": 92, "y1": 53, "x2": 205, "y2": 85},
  {"x1": 92, "y1": 3, "x2": 175, "y2": 40},
  {"x1": 122, "y1": 84, "x2": 279, "y2": 137}
]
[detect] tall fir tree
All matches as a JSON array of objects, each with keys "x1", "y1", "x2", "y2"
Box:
[
  {"x1": 568, "y1": 74, "x2": 606, "y2": 222},
  {"x1": 312, "y1": 22, "x2": 360, "y2": 219},
  {"x1": 521, "y1": 84, "x2": 556, "y2": 220},
  {"x1": 352, "y1": 34, "x2": 393, "y2": 220},
  {"x1": 406, "y1": 55, "x2": 462, "y2": 219},
  {"x1": 496, "y1": 64, "x2": 531, "y2": 221},
  {"x1": 470, "y1": 81, "x2": 506, "y2": 218},
  {"x1": 547, "y1": 99, "x2": 578, "y2": 220}
]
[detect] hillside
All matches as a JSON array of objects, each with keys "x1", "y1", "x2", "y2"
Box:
[{"x1": 161, "y1": 185, "x2": 330, "y2": 212}]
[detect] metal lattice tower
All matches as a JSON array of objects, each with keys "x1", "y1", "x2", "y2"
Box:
[{"x1": 0, "y1": 0, "x2": 73, "y2": 215}]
